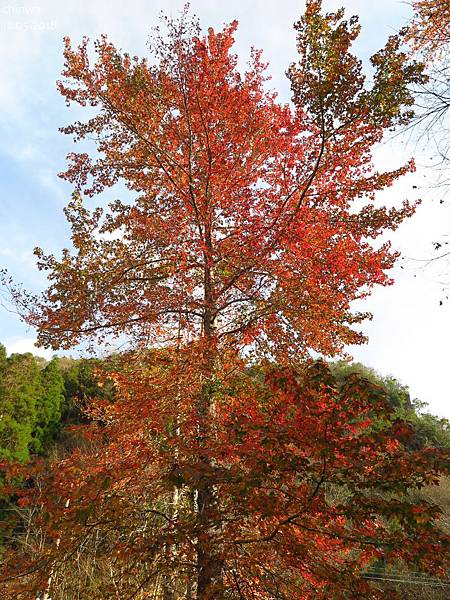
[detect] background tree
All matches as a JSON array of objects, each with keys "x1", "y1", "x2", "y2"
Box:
[
  {"x1": 403, "y1": 1, "x2": 450, "y2": 292},
  {"x1": 405, "y1": 1, "x2": 450, "y2": 191},
  {"x1": 406, "y1": 1, "x2": 450, "y2": 58},
  {"x1": 331, "y1": 360, "x2": 450, "y2": 450},
  {"x1": 0, "y1": 344, "x2": 6, "y2": 372},
  {"x1": 0, "y1": 352, "x2": 40, "y2": 463},
  {"x1": 59, "y1": 357, "x2": 115, "y2": 425},
  {"x1": 331, "y1": 361, "x2": 414, "y2": 411},
  {"x1": 30, "y1": 358, "x2": 65, "y2": 454}
]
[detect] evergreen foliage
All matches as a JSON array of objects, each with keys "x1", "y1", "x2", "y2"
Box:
[
  {"x1": 0, "y1": 348, "x2": 40, "y2": 462},
  {"x1": 30, "y1": 358, "x2": 65, "y2": 454},
  {"x1": 0, "y1": 348, "x2": 65, "y2": 461},
  {"x1": 331, "y1": 361, "x2": 450, "y2": 450}
]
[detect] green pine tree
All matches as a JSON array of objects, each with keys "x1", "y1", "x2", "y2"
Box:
[
  {"x1": 0, "y1": 351, "x2": 40, "y2": 462},
  {"x1": 30, "y1": 357, "x2": 65, "y2": 454}
]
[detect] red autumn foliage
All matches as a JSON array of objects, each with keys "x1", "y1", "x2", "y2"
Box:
[
  {"x1": 405, "y1": 0, "x2": 450, "y2": 58},
  {"x1": 1, "y1": 355, "x2": 448, "y2": 599}
]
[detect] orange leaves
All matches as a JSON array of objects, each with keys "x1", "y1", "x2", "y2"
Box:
[
  {"x1": 405, "y1": 0, "x2": 450, "y2": 58},
  {"x1": 1, "y1": 353, "x2": 448, "y2": 599},
  {"x1": 17, "y1": 3, "x2": 423, "y2": 360}
]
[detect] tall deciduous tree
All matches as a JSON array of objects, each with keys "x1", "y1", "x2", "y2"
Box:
[
  {"x1": 1, "y1": 2, "x2": 446, "y2": 599},
  {"x1": 26, "y1": 3, "x2": 424, "y2": 358}
]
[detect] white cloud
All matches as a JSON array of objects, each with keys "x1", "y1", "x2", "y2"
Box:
[{"x1": 4, "y1": 337, "x2": 53, "y2": 360}]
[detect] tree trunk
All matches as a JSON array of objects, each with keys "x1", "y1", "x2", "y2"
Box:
[
  {"x1": 196, "y1": 397, "x2": 224, "y2": 600},
  {"x1": 162, "y1": 578, "x2": 174, "y2": 600},
  {"x1": 195, "y1": 342, "x2": 224, "y2": 599},
  {"x1": 195, "y1": 223, "x2": 224, "y2": 599}
]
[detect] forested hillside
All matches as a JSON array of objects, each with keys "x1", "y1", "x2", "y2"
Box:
[
  {"x1": 0, "y1": 345, "x2": 116, "y2": 461},
  {"x1": 1, "y1": 344, "x2": 448, "y2": 462}
]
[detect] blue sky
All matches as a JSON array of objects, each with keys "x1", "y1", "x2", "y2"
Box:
[{"x1": 0, "y1": 0, "x2": 449, "y2": 418}]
